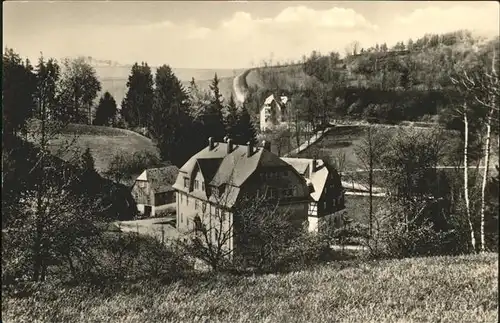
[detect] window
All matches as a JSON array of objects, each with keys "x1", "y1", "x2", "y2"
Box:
[
  {"x1": 332, "y1": 199, "x2": 336, "y2": 207},
  {"x1": 180, "y1": 213, "x2": 183, "y2": 223},
  {"x1": 138, "y1": 181, "x2": 146, "y2": 188},
  {"x1": 202, "y1": 202, "x2": 207, "y2": 212},
  {"x1": 220, "y1": 211, "x2": 226, "y2": 222},
  {"x1": 195, "y1": 200, "x2": 199, "y2": 210},
  {"x1": 324, "y1": 201, "x2": 327, "y2": 209},
  {"x1": 202, "y1": 182, "x2": 205, "y2": 191},
  {"x1": 180, "y1": 193, "x2": 184, "y2": 203},
  {"x1": 183, "y1": 177, "x2": 189, "y2": 188},
  {"x1": 194, "y1": 180, "x2": 199, "y2": 190}
]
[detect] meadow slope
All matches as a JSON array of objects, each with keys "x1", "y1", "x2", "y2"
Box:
[
  {"x1": 2, "y1": 253, "x2": 497, "y2": 323},
  {"x1": 28, "y1": 122, "x2": 160, "y2": 174}
]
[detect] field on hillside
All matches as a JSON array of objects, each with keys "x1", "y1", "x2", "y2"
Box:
[
  {"x1": 29, "y1": 123, "x2": 160, "y2": 174},
  {"x1": 99, "y1": 76, "x2": 234, "y2": 108},
  {"x1": 293, "y1": 125, "x2": 464, "y2": 171},
  {"x1": 3, "y1": 253, "x2": 497, "y2": 322},
  {"x1": 95, "y1": 65, "x2": 242, "y2": 106}
]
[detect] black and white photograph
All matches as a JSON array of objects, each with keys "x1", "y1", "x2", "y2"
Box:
[{"x1": 2, "y1": 1, "x2": 499, "y2": 322}]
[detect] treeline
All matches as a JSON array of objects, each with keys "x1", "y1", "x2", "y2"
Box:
[
  {"x1": 3, "y1": 48, "x2": 258, "y2": 169},
  {"x1": 2, "y1": 50, "x2": 117, "y2": 133},
  {"x1": 119, "y1": 64, "x2": 257, "y2": 166},
  {"x1": 248, "y1": 30, "x2": 497, "y2": 127}
]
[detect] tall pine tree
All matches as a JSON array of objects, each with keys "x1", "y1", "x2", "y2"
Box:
[
  {"x1": 203, "y1": 73, "x2": 225, "y2": 141},
  {"x1": 233, "y1": 104, "x2": 257, "y2": 145},
  {"x1": 121, "y1": 62, "x2": 154, "y2": 128},
  {"x1": 150, "y1": 65, "x2": 201, "y2": 166},
  {"x1": 224, "y1": 93, "x2": 239, "y2": 139}
]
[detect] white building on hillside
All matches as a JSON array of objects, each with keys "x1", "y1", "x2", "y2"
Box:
[{"x1": 259, "y1": 94, "x2": 290, "y2": 131}]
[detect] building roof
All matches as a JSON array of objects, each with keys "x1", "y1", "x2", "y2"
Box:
[
  {"x1": 263, "y1": 94, "x2": 289, "y2": 107},
  {"x1": 281, "y1": 157, "x2": 339, "y2": 201},
  {"x1": 136, "y1": 165, "x2": 179, "y2": 193},
  {"x1": 174, "y1": 141, "x2": 302, "y2": 207}
]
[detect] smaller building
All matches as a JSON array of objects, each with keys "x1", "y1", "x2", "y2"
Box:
[
  {"x1": 131, "y1": 165, "x2": 179, "y2": 217},
  {"x1": 281, "y1": 157, "x2": 346, "y2": 233},
  {"x1": 260, "y1": 94, "x2": 290, "y2": 131}
]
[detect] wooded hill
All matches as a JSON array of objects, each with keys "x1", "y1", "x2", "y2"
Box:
[{"x1": 243, "y1": 30, "x2": 499, "y2": 127}]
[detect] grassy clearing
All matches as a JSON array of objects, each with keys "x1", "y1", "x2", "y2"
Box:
[
  {"x1": 3, "y1": 253, "x2": 497, "y2": 322},
  {"x1": 29, "y1": 123, "x2": 160, "y2": 173},
  {"x1": 295, "y1": 125, "x2": 458, "y2": 171}
]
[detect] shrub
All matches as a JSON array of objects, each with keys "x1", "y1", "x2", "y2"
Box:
[
  {"x1": 369, "y1": 220, "x2": 462, "y2": 259},
  {"x1": 86, "y1": 232, "x2": 192, "y2": 283}
]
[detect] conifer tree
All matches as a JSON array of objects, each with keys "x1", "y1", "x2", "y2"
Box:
[{"x1": 121, "y1": 62, "x2": 154, "y2": 128}]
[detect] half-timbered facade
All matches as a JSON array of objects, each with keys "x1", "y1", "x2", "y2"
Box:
[{"x1": 281, "y1": 157, "x2": 345, "y2": 232}]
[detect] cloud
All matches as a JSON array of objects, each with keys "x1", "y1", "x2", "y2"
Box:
[
  {"x1": 5, "y1": 3, "x2": 498, "y2": 69},
  {"x1": 392, "y1": 4, "x2": 499, "y2": 39}
]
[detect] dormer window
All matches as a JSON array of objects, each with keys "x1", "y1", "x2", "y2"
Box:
[
  {"x1": 183, "y1": 177, "x2": 189, "y2": 188},
  {"x1": 194, "y1": 180, "x2": 199, "y2": 190}
]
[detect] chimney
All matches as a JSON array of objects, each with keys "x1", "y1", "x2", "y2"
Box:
[
  {"x1": 262, "y1": 140, "x2": 271, "y2": 151},
  {"x1": 208, "y1": 137, "x2": 214, "y2": 150},
  {"x1": 247, "y1": 141, "x2": 253, "y2": 157},
  {"x1": 312, "y1": 159, "x2": 318, "y2": 173},
  {"x1": 227, "y1": 138, "x2": 233, "y2": 154}
]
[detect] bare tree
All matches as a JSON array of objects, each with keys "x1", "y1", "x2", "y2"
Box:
[
  {"x1": 178, "y1": 168, "x2": 303, "y2": 271},
  {"x1": 354, "y1": 126, "x2": 389, "y2": 241},
  {"x1": 452, "y1": 48, "x2": 499, "y2": 252}
]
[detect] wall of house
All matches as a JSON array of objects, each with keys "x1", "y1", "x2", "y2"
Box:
[{"x1": 133, "y1": 179, "x2": 156, "y2": 216}]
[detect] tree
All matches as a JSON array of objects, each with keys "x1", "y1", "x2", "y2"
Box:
[
  {"x1": 94, "y1": 92, "x2": 117, "y2": 126},
  {"x1": 224, "y1": 93, "x2": 239, "y2": 139},
  {"x1": 80, "y1": 147, "x2": 96, "y2": 174},
  {"x1": 121, "y1": 62, "x2": 154, "y2": 128},
  {"x1": 233, "y1": 104, "x2": 258, "y2": 146},
  {"x1": 58, "y1": 57, "x2": 101, "y2": 124},
  {"x1": 2, "y1": 48, "x2": 36, "y2": 137},
  {"x1": 35, "y1": 54, "x2": 60, "y2": 122},
  {"x1": 354, "y1": 126, "x2": 389, "y2": 242},
  {"x1": 453, "y1": 44, "x2": 499, "y2": 252},
  {"x1": 204, "y1": 73, "x2": 226, "y2": 141},
  {"x1": 149, "y1": 64, "x2": 197, "y2": 166},
  {"x1": 179, "y1": 181, "x2": 304, "y2": 272}
]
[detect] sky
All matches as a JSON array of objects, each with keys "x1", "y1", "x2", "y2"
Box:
[{"x1": 3, "y1": 1, "x2": 499, "y2": 69}]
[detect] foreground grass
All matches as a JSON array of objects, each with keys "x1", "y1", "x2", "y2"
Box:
[{"x1": 3, "y1": 253, "x2": 497, "y2": 323}]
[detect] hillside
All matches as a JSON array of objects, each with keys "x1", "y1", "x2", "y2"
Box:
[
  {"x1": 3, "y1": 253, "x2": 497, "y2": 322},
  {"x1": 27, "y1": 122, "x2": 160, "y2": 174},
  {"x1": 88, "y1": 57, "x2": 245, "y2": 106}
]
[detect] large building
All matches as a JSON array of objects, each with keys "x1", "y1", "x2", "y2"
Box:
[
  {"x1": 281, "y1": 158, "x2": 346, "y2": 232},
  {"x1": 132, "y1": 166, "x2": 179, "y2": 217},
  {"x1": 172, "y1": 137, "x2": 310, "y2": 254},
  {"x1": 259, "y1": 94, "x2": 290, "y2": 131}
]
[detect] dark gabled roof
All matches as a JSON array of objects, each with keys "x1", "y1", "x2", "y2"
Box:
[
  {"x1": 141, "y1": 165, "x2": 179, "y2": 193},
  {"x1": 196, "y1": 158, "x2": 223, "y2": 184},
  {"x1": 173, "y1": 141, "x2": 306, "y2": 207}
]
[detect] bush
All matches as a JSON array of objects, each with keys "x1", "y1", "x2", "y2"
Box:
[
  {"x1": 86, "y1": 232, "x2": 192, "y2": 283},
  {"x1": 369, "y1": 221, "x2": 462, "y2": 259},
  {"x1": 104, "y1": 150, "x2": 163, "y2": 183}
]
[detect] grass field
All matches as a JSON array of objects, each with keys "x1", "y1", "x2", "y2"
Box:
[
  {"x1": 2, "y1": 253, "x2": 497, "y2": 322},
  {"x1": 28, "y1": 123, "x2": 160, "y2": 173}
]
